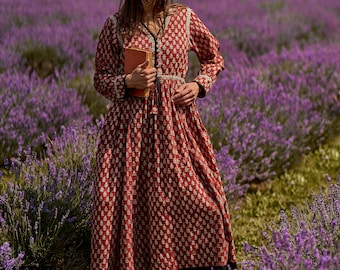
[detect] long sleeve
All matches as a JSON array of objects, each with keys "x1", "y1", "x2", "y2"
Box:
[
  {"x1": 94, "y1": 16, "x2": 126, "y2": 102},
  {"x1": 189, "y1": 9, "x2": 224, "y2": 96}
]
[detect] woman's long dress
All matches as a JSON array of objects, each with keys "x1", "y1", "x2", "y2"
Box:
[{"x1": 91, "y1": 6, "x2": 237, "y2": 270}]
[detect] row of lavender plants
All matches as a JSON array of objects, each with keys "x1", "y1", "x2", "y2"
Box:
[
  {"x1": 1, "y1": 0, "x2": 340, "y2": 268},
  {"x1": 202, "y1": 44, "x2": 340, "y2": 185},
  {"x1": 186, "y1": 0, "x2": 340, "y2": 186},
  {"x1": 0, "y1": 0, "x2": 117, "y2": 163},
  {"x1": 183, "y1": 0, "x2": 340, "y2": 59}
]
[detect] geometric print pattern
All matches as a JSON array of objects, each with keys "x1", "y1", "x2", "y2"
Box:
[{"x1": 91, "y1": 6, "x2": 237, "y2": 270}]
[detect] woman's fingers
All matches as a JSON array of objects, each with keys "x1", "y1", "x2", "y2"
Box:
[
  {"x1": 143, "y1": 67, "x2": 157, "y2": 76},
  {"x1": 173, "y1": 83, "x2": 200, "y2": 106},
  {"x1": 129, "y1": 65, "x2": 157, "y2": 89}
]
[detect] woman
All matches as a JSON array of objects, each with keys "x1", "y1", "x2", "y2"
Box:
[{"x1": 91, "y1": 0, "x2": 237, "y2": 269}]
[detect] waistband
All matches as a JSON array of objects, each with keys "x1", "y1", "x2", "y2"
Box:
[{"x1": 157, "y1": 74, "x2": 186, "y2": 83}]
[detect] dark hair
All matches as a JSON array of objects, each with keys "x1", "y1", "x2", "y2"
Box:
[{"x1": 117, "y1": 0, "x2": 184, "y2": 36}]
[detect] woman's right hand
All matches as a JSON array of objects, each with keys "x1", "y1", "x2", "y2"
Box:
[{"x1": 125, "y1": 61, "x2": 157, "y2": 89}]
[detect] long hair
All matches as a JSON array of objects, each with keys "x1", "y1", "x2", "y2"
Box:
[{"x1": 117, "y1": 0, "x2": 184, "y2": 36}]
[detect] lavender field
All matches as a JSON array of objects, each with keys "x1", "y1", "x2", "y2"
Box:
[{"x1": 0, "y1": 0, "x2": 339, "y2": 269}]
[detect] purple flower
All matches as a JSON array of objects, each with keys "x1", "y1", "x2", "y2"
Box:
[
  {"x1": 0, "y1": 242, "x2": 24, "y2": 270},
  {"x1": 55, "y1": 190, "x2": 63, "y2": 200}
]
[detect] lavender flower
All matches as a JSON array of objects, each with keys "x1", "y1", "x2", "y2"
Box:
[{"x1": 0, "y1": 242, "x2": 24, "y2": 270}]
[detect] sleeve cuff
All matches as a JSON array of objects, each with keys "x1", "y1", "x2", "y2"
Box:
[
  {"x1": 123, "y1": 74, "x2": 133, "y2": 97},
  {"x1": 193, "y1": 75, "x2": 213, "y2": 96},
  {"x1": 193, "y1": 80, "x2": 207, "y2": 98}
]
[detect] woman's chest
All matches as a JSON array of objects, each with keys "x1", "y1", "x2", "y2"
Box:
[
  {"x1": 122, "y1": 14, "x2": 191, "y2": 64},
  {"x1": 125, "y1": 33, "x2": 189, "y2": 74}
]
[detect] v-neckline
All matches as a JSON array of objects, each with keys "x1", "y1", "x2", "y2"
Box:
[
  {"x1": 142, "y1": 22, "x2": 161, "y2": 38},
  {"x1": 141, "y1": 12, "x2": 171, "y2": 39}
]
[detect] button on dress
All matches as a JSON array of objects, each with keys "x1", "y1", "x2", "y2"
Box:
[{"x1": 91, "y1": 6, "x2": 237, "y2": 270}]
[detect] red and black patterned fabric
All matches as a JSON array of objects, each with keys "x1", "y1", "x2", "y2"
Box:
[{"x1": 91, "y1": 6, "x2": 237, "y2": 270}]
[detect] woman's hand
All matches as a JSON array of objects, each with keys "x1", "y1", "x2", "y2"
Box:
[
  {"x1": 173, "y1": 82, "x2": 200, "y2": 106},
  {"x1": 125, "y1": 61, "x2": 157, "y2": 89}
]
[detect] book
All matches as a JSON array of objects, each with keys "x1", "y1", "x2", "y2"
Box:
[{"x1": 124, "y1": 47, "x2": 153, "y2": 98}]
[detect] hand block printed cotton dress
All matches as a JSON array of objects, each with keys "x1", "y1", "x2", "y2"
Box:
[{"x1": 91, "y1": 6, "x2": 237, "y2": 270}]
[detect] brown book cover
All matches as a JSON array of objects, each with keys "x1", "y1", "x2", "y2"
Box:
[{"x1": 124, "y1": 47, "x2": 153, "y2": 98}]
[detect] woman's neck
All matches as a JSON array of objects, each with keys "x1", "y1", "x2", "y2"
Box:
[
  {"x1": 143, "y1": 9, "x2": 155, "y2": 21},
  {"x1": 142, "y1": 10, "x2": 166, "y2": 36}
]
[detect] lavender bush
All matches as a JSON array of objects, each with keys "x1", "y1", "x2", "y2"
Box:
[
  {"x1": 198, "y1": 44, "x2": 340, "y2": 183},
  {"x1": 0, "y1": 124, "x2": 98, "y2": 269},
  {"x1": 0, "y1": 242, "x2": 24, "y2": 270},
  {"x1": 0, "y1": 72, "x2": 91, "y2": 165},
  {"x1": 242, "y1": 175, "x2": 340, "y2": 269},
  {"x1": 67, "y1": 72, "x2": 111, "y2": 120}
]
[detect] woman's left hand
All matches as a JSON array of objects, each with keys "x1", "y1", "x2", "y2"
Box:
[{"x1": 173, "y1": 82, "x2": 200, "y2": 106}]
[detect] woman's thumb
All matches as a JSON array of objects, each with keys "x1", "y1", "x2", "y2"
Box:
[{"x1": 138, "y1": 60, "x2": 149, "y2": 69}]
